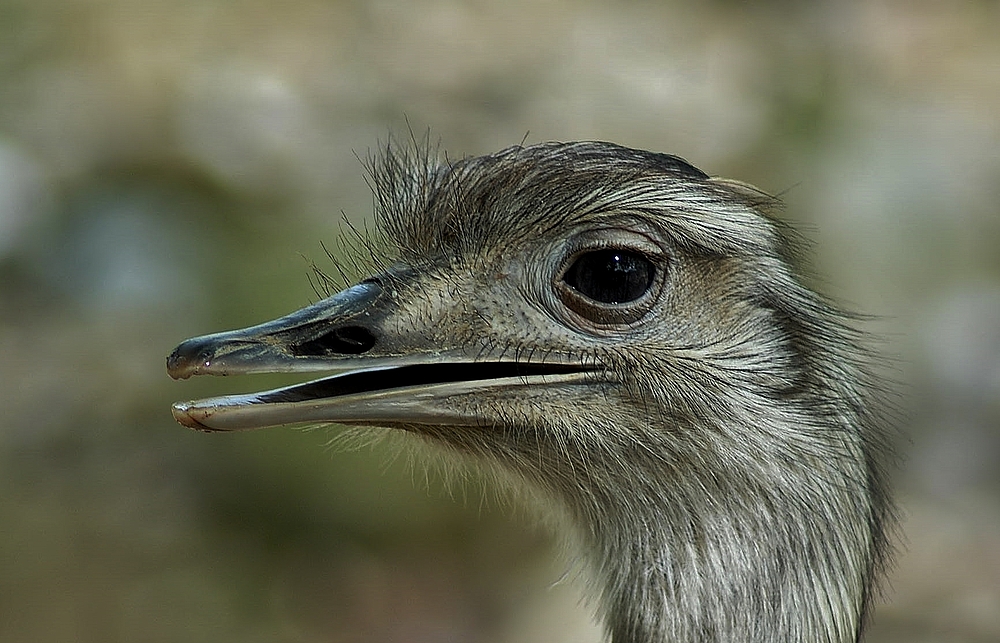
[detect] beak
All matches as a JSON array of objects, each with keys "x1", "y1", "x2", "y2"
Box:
[{"x1": 167, "y1": 280, "x2": 596, "y2": 432}]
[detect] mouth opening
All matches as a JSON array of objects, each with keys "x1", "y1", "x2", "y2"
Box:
[{"x1": 258, "y1": 361, "x2": 595, "y2": 403}]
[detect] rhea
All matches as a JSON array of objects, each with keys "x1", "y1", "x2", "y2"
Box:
[{"x1": 167, "y1": 142, "x2": 894, "y2": 643}]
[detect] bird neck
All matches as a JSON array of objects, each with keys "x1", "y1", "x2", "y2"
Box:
[{"x1": 560, "y1": 418, "x2": 873, "y2": 643}]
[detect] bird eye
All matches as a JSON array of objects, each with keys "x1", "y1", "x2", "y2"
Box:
[
  {"x1": 555, "y1": 247, "x2": 662, "y2": 328},
  {"x1": 562, "y1": 249, "x2": 655, "y2": 305}
]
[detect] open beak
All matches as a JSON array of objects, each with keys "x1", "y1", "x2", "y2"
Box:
[{"x1": 167, "y1": 280, "x2": 596, "y2": 432}]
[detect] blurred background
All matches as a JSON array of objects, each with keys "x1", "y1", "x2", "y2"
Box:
[{"x1": 1, "y1": 0, "x2": 998, "y2": 641}]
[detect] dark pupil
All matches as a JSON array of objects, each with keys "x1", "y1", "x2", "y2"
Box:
[{"x1": 563, "y1": 249, "x2": 655, "y2": 304}]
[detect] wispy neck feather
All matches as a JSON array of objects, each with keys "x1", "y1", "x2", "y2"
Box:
[{"x1": 573, "y1": 414, "x2": 874, "y2": 643}]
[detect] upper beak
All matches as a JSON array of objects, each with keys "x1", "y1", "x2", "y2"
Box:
[
  {"x1": 167, "y1": 280, "x2": 597, "y2": 433},
  {"x1": 167, "y1": 281, "x2": 384, "y2": 380}
]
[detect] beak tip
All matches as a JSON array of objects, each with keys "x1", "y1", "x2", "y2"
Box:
[
  {"x1": 171, "y1": 402, "x2": 219, "y2": 433},
  {"x1": 167, "y1": 336, "x2": 218, "y2": 380}
]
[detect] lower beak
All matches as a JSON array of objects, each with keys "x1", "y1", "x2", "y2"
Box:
[{"x1": 170, "y1": 359, "x2": 595, "y2": 432}]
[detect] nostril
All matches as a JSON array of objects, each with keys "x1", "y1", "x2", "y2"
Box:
[
  {"x1": 330, "y1": 326, "x2": 377, "y2": 353},
  {"x1": 291, "y1": 325, "x2": 377, "y2": 356}
]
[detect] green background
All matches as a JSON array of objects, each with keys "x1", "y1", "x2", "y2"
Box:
[{"x1": 1, "y1": 1, "x2": 998, "y2": 641}]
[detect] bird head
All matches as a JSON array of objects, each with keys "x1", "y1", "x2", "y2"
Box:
[{"x1": 167, "y1": 141, "x2": 894, "y2": 643}]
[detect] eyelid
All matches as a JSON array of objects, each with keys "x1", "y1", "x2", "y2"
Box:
[{"x1": 566, "y1": 228, "x2": 663, "y2": 253}]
